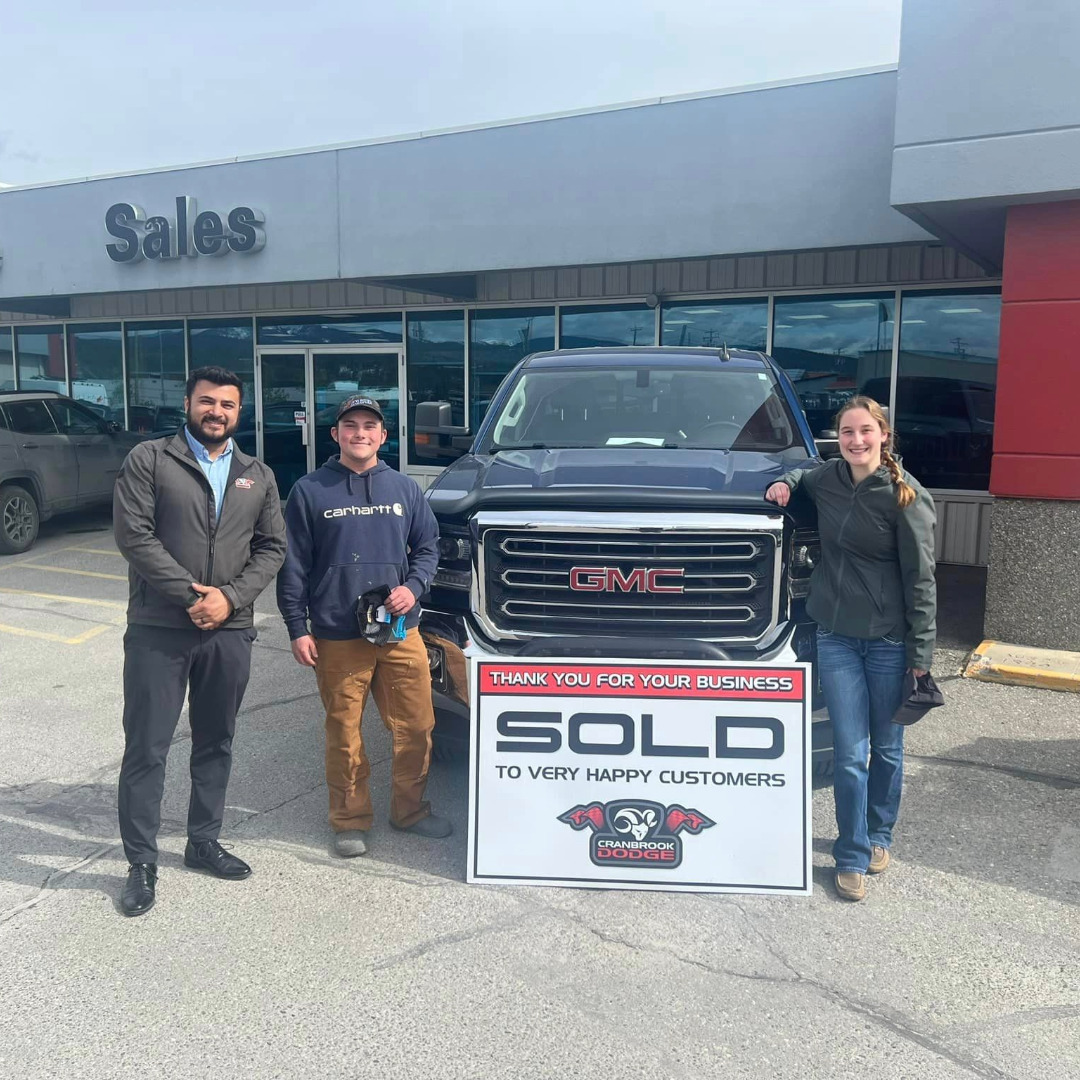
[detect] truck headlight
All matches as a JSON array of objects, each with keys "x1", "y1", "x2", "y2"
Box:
[
  {"x1": 788, "y1": 529, "x2": 820, "y2": 599},
  {"x1": 434, "y1": 525, "x2": 472, "y2": 590}
]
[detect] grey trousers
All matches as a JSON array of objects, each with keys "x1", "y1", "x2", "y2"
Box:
[{"x1": 117, "y1": 623, "x2": 256, "y2": 865}]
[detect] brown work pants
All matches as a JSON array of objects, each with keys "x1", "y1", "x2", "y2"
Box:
[{"x1": 314, "y1": 628, "x2": 434, "y2": 832}]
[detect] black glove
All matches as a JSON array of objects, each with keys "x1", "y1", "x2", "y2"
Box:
[{"x1": 357, "y1": 585, "x2": 394, "y2": 646}]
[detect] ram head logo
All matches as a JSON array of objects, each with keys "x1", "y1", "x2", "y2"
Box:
[{"x1": 613, "y1": 807, "x2": 658, "y2": 841}]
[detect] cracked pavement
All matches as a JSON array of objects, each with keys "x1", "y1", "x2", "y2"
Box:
[{"x1": 0, "y1": 514, "x2": 1077, "y2": 1079}]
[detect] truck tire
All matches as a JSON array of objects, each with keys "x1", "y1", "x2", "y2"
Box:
[
  {"x1": 0, "y1": 484, "x2": 40, "y2": 555},
  {"x1": 431, "y1": 735, "x2": 464, "y2": 764},
  {"x1": 812, "y1": 755, "x2": 835, "y2": 788}
]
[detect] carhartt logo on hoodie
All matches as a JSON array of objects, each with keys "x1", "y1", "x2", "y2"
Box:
[{"x1": 322, "y1": 504, "x2": 402, "y2": 518}]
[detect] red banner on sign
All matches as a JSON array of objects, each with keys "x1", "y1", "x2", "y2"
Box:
[{"x1": 478, "y1": 664, "x2": 803, "y2": 700}]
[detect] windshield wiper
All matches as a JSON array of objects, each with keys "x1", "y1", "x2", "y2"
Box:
[{"x1": 488, "y1": 442, "x2": 593, "y2": 451}]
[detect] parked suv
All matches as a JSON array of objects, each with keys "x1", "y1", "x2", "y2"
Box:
[
  {"x1": 416, "y1": 347, "x2": 833, "y2": 776},
  {"x1": 0, "y1": 391, "x2": 143, "y2": 554}
]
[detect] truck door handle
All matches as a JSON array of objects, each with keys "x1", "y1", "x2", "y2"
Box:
[{"x1": 21, "y1": 442, "x2": 40, "y2": 449}]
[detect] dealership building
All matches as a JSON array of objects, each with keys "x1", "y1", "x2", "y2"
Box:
[{"x1": 0, "y1": 0, "x2": 1077, "y2": 650}]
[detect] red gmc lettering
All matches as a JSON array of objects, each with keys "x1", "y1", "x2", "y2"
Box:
[{"x1": 568, "y1": 567, "x2": 684, "y2": 593}]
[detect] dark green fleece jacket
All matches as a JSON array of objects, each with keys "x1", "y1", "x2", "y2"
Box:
[{"x1": 778, "y1": 457, "x2": 937, "y2": 670}]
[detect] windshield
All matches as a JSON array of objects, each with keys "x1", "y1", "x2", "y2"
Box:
[{"x1": 484, "y1": 366, "x2": 801, "y2": 451}]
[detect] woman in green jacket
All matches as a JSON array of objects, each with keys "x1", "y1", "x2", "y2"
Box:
[{"x1": 766, "y1": 396, "x2": 936, "y2": 902}]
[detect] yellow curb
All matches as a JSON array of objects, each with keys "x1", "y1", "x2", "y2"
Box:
[{"x1": 963, "y1": 639, "x2": 1080, "y2": 693}]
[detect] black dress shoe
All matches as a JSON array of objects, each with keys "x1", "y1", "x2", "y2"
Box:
[
  {"x1": 121, "y1": 863, "x2": 157, "y2": 916},
  {"x1": 184, "y1": 839, "x2": 252, "y2": 879}
]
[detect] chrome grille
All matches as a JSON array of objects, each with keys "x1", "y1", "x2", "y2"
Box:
[{"x1": 481, "y1": 525, "x2": 778, "y2": 641}]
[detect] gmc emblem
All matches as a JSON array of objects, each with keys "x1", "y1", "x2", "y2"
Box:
[{"x1": 568, "y1": 566, "x2": 685, "y2": 594}]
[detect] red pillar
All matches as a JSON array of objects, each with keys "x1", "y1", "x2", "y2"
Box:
[{"x1": 992, "y1": 201, "x2": 1080, "y2": 500}]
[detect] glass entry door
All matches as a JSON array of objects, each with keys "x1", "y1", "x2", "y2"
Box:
[
  {"x1": 256, "y1": 347, "x2": 403, "y2": 498},
  {"x1": 257, "y1": 351, "x2": 309, "y2": 497}
]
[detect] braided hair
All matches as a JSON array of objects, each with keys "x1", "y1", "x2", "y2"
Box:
[{"x1": 835, "y1": 395, "x2": 916, "y2": 509}]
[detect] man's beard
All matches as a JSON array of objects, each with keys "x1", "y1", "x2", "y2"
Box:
[{"x1": 186, "y1": 413, "x2": 238, "y2": 449}]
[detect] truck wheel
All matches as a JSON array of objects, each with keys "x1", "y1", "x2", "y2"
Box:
[
  {"x1": 811, "y1": 755, "x2": 835, "y2": 789},
  {"x1": 0, "y1": 484, "x2": 40, "y2": 555},
  {"x1": 431, "y1": 735, "x2": 464, "y2": 764}
]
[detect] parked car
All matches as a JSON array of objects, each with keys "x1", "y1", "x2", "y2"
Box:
[{"x1": 0, "y1": 391, "x2": 144, "y2": 554}]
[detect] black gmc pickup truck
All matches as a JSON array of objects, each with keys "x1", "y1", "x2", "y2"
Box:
[{"x1": 416, "y1": 346, "x2": 832, "y2": 776}]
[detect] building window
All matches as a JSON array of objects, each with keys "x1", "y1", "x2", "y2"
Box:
[
  {"x1": 189, "y1": 319, "x2": 255, "y2": 454},
  {"x1": 661, "y1": 299, "x2": 768, "y2": 350},
  {"x1": 0, "y1": 328, "x2": 13, "y2": 391},
  {"x1": 67, "y1": 323, "x2": 124, "y2": 427},
  {"x1": 257, "y1": 313, "x2": 403, "y2": 346},
  {"x1": 893, "y1": 289, "x2": 1001, "y2": 491},
  {"x1": 406, "y1": 312, "x2": 465, "y2": 466},
  {"x1": 559, "y1": 304, "x2": 654, "y2": 349},
  {"x1": 125, "y1": 321, "x2": 186, "y2": 435},
  {"x1": 469, "y1": 307, "x2": 555, "y2": 428},
  {"x1": 15, "y1": 326, "x2": 65, "y2": 394},
  {"x1": 771, "y1": 293, "x2": 895, "y2": 439}
]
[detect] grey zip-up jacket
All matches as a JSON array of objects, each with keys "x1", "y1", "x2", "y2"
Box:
[
  {"x1": 778, "y1": 457, "x2": 937, "y2": 670},
  {"x1": 113, "y1": 430, "x2": 287, "y2": 629}
]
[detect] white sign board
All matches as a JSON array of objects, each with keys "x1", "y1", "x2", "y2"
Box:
[{"x1": 467, "y1": 659, "x2": 811, "y2": 895}]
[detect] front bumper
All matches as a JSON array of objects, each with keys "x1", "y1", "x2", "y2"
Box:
[{"x1": 420, "y1": 611, "x2": 833, "y2": 767}]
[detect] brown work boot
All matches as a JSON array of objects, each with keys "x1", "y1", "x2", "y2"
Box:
[
  {"x1": 868, "y1": 845, "x2": 890, "y2": 874},
  {"x1": 835, "y1": 871, "x2": 867, "y2": 901}
]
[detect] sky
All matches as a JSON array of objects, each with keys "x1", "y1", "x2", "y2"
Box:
[{"x1": 0, "y1": 0, "x2": 902, "y2": 187}]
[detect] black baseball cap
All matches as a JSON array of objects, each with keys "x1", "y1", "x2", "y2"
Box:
[
  {"x1": 335, "y1": 395, "x2": 385, "y2": 423},
  {"x1": 891, "y1": 670, "x2": 945, "y2": 726}
]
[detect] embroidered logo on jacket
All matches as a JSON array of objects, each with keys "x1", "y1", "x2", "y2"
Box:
[{"x1": 234, "y1": 477, "x2": 255, "y2": 490}]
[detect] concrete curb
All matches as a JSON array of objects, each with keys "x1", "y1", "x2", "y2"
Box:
[{"x1": 963, "y1": 639, "x2": 1080, "y2": 693}]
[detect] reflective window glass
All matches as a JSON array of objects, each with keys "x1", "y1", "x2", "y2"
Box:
[
  {"x1": 189, "y1": 319, "x2": 255, "y2": 454},
  {"x1": 67, "y1": 323, "x2": 124, "y2": 427},
  {"x1": 485, "y1": 366, "x2": 800, "y2": 453},
  {"x1": 48, "y1": 398, "x2": 107, "y2": 435},
  {"x1": 314, "y1": 352, "x2": 401, "y2": 471},
  {"x1": 15, "y1": 326, "x2": 65, "y2": 394},
  {"x1": 257, "y1": 314, "x2": 403, "y2": 346},
  {"x1": 406, "y1": 312, "x2": 465, "y2": 466},
  {"x1": 125, "y1": 321, "x2": 186, "y2": 435},
  {"x1": 469, "y1": 308, "x2": 555, "y2": 428},
  {"x1": 772, "y1": 294, "x2": 895, "y2": 438},
  {"x1": 661, "y1": 299, "x2": 768, "y2": 350},
  {"x1": 891, "y1": 289, "x2": 1001, "y2": 491},
  {"x1": 6, "y1": 399, "x2": 57, "y2": 435},
  {"x1": 559, "y1": 304, "x2": 655, "y2": 349},
  {"x1": 0, "y1": 328, "x2": 14, "y2": 391}
]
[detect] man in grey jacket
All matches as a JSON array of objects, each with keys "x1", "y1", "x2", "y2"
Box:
[{"x1": 113, "y1": 366, "x2": 286, "y2": 916}]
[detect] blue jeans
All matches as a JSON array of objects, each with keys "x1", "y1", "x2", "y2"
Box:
[{"x1": 816, "y1": 630, "x2": 907, "y2": 874}]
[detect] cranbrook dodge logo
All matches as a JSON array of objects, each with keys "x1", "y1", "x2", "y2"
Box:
[{"x1": 559, "y1": 799, "x2": 714, "y2": 869}]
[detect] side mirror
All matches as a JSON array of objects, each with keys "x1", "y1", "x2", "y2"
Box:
[
  {"x1": 107, "y1": 420, "x2": 123, "y2": 434},
  {"x1": 814, "y1": 429, "x2": 840, "y2": 460},
  {"x1": 414, "y1": 400, "x2": 471, "y2": 461}
]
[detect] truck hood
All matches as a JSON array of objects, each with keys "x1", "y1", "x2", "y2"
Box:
[{"x1": 426, "y1": 448, "x2": 815, "y2": 521}]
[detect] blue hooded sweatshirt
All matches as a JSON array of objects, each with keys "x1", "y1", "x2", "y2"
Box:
[{"x1": 276, "y1": 457, "x2": 439, "y2": 641}]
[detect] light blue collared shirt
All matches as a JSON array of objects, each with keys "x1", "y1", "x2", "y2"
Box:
[{"x1": 184, "y1": 426, "x2": 234, "y2": 521}]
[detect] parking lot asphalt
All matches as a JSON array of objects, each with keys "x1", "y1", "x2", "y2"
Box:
[{"x1": 1, "y1": 511, "x2": 1077, "y2": 1080}]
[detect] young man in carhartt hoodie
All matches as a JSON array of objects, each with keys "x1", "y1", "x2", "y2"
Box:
[{"x1": 277, "y1": 395, "x2": 446, "y2": 856}]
